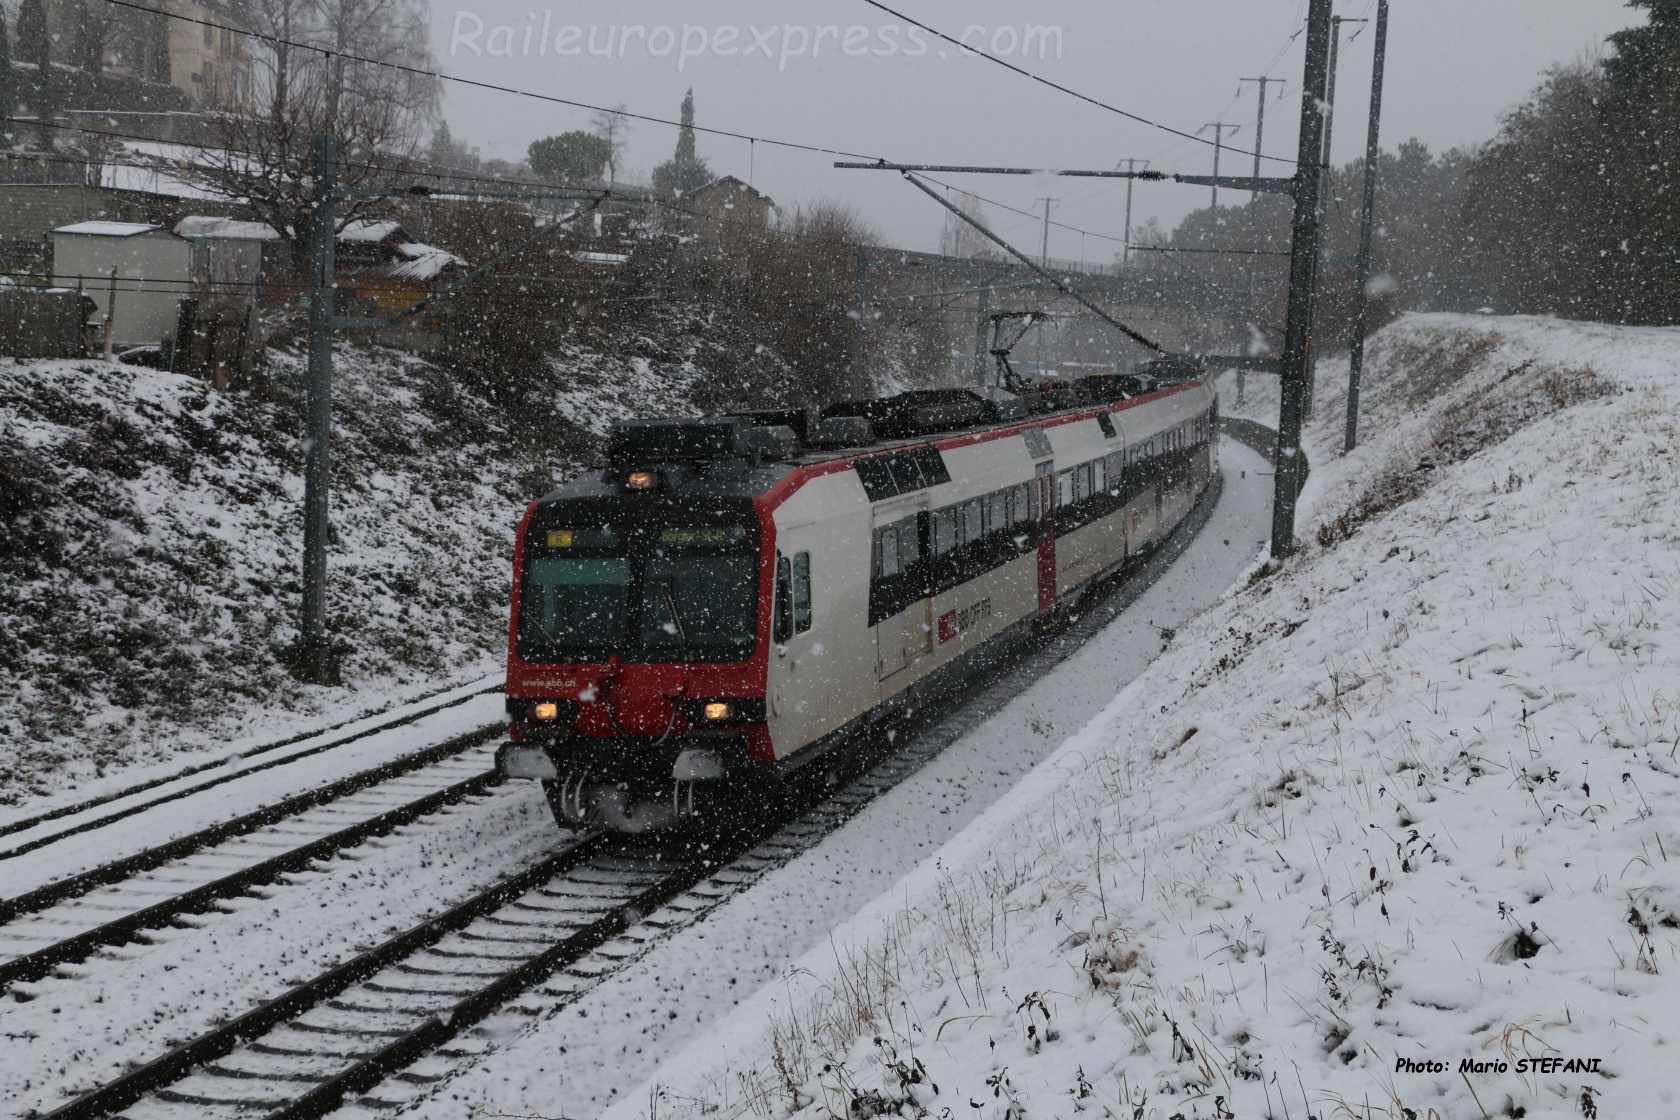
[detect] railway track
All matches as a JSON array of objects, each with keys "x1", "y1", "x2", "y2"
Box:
[
  {"x1": 42, "y1": 720, "x2": 955, "y2": 1120},
  {"x1": 0, "y1": 727, "x2": 503, "y2": 991},
  {"x1": 29, "y1": 468, "x2": 1230, "y2": 1120},
  {"x1": 0, "y1": 684, "x2": 501, "y2": 859}
]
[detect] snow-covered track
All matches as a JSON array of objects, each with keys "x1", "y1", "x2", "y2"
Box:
[
  {"x1": 0, "y1": 766, "x2": 502, "y2": 992},
  {"x1": 40, "y1": 757, "x2": 937, "y2": 1120},
  {"x1": 0, "y1": 727, "x2": 502, "y2": 976},
  {"x1": 0, "y1": 685, "x2": 500, "y2": 859},
  {"x1": 37, "y1": 834, "x2": 678, "y2": 1120}
]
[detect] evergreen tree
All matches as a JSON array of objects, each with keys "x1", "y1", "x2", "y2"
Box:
[
  {"x1": 0, "y1": 7, "x2": 14, "y2": 141},
  {"x1": 651, "y1": 87, "x2": 712, "y2": 198},
  {"x1": 17, "y1": 0, "x2": 51, "y2": 148},
  {"x1": 1601, "y1": 0, "x2": 1680, "y2": 322}
]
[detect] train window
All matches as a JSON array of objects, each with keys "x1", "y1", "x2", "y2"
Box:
[
  {"x1": 897, "y1": 519, "x2": 921, "y2": 567},
  {"x1": 987, "y1": 491, "x2": 1007, "y2": 535},
  {"x1": 960, "y1": 499, "x2": 983, "y2": 545},
  {"x1": 774, "y1": 555, "x2": 793, "y2": 644},
  {"x1": 878, "y1": 527, "x2": 901, "y2": 578},
  {"x1": 888, "y1": 454, "x2": 923, "y2": 492},
  {"x1": 933, "y1": 509, "x2": 956, "y2": 556},
  {"x1": 1057, "y1": 471, "x2": 1073, "y2": 508},
  {"x1": 1012, "y1": 483, "x2": 1031, "y2": 526},
  {"x1": 1093, "y1": 457, "x2": 1107, "y2": 494},
  {"x1": 911, "y1": 445, "x2": 951, "y2": 486},
  {"x1": 1105, "y1": 452, "x2": 1124, "y2": 492},
  {"x1": 1073, "y1": 464, "x2": 1090, "y2": 503},
  {"x1": 792, "y1": 552, "x2": 812, "y2": 634},
  {"x1": 855, "y1": 457, "x2": 898, "y2": 501}
]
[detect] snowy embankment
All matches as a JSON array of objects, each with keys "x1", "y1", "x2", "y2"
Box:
[{"x1": 612, "y1": 314, "x2": 1680, "y2": 1120}]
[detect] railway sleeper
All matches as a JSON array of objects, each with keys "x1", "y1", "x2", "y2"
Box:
[{"x1": 396, "y1": 957, "x2": 515, "y2": 980}]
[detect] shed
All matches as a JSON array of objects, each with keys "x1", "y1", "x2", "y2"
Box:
[
  {"x1": 173, "y1": 216, "x2": 279, "y2": 297},
  {"x1": 50, "y1": 221, "x2": 192, "y2": 347}
]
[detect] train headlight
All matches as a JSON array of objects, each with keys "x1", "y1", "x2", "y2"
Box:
[
  {"x1": 533, "y1": 701, "x2": 561, "y2": 721},
  {"x1": 626, "y1": 470, "x2": 658, "y2": 491},
  {"x1": 702, "y1": 701, "x2": 733, "y2": 722}
]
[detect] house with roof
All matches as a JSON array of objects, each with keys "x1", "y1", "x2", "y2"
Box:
[
  {"x1": 334, "y1": 219, "x2": 468, "y2": 318},
  {"x1": 50, "y1": 221, "x2": 192, "y2": 347}
]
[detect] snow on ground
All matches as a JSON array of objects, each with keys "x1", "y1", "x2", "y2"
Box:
[
  {"x1": 387, "y1": 439, "x2": 1276, "y2": 1119},
  {"x1": 0, "y1": 347, "x2": 525, "y2": 804},
  {"x1": 2, "y1": 762, "x2": 554, "y2": 1118},
  {"x1": 597, "y1": 314, "x2": 1680, "y2": 1120}
]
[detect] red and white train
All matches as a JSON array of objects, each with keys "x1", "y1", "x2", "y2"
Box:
[{"x1": 496, "y1": 373, "x2": 1218, "y2": 832}]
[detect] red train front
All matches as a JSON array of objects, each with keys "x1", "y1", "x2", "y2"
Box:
[{"x1": 497, "y1": 419, "x2": 789, "y2": 833}]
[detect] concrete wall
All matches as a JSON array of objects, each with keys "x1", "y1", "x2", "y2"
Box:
[{"x1": 51, "y1": 231, "x2": 192, "y2": 347}]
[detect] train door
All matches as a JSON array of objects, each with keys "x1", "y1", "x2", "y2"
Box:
[
  {"x1": 873, "y1": 498, "x2": 931, "y2": 682},
  {"x1": 1034, "y1": 460, "x2": 1056, "y2": 613}
]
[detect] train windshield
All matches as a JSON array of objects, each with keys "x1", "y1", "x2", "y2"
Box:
[{"x1": 518, "y1": 520, "x2": 758, "y2": 663}]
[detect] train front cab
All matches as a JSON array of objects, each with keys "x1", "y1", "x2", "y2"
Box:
[{"x1": 497, "y1": 492, "x2": 777, "y2": 833}]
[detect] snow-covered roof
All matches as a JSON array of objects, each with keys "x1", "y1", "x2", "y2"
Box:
[
  {"x1": 52, "y1": 221, "x2": 164, "y2": 237},
  {"x1": 173, "y1": 217, "x2": 281, "y2": 241},
  {"x1": 388, "y1": 242, "x2": 466, "y2": 281},
  {"x1": 338, "y1": 220, "x2": 406, "y2": 243}
]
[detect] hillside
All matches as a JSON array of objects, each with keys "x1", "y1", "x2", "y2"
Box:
[
  {"x1": 0, "y1": 301, "x2": 798, "y2": 804},
  {"x1": 605, "y1": 314, "x2": 1680, "y2": 1120}
]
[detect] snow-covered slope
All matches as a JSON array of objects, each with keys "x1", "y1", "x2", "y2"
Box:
[{"x1": 610, "y1": 314, "x2": 1680, "y2": 1120}]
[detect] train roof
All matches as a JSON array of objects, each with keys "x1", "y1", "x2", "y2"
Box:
[{"x1": 535, "y1": 371, "x2": 1209, "y2": 508}]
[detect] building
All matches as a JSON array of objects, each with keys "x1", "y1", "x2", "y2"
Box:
[
  {"x1": 688, "y1": 176, "x2": 776, "y2": 244},
  {"x1": 27, "y1": 0, "x2": 252, "y2": 109},
  {"x1": 173, "y1": 215, "x2": 278, "y2": 301},
  {"x1": 334, "y1": 220, "x2": 467, "y2": 317},
  {"x1": 50, "y1": 221, "x2": 192, "y2": 347}
]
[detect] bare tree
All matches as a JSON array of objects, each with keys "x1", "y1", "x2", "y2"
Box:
[
  {"x1": 157, "y1": 0, "x2": 441, "y2": 273},
  {"x1": 590, "y1": 103, "x2": 630, "y2": 185}
]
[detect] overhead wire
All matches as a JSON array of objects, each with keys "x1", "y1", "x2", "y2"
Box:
[{"x1": 855, "y1": 0, "x2": 1293, "y2": 166}]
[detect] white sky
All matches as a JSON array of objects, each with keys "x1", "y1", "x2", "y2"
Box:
[{"x1": 428, "y1": 1, "x2": 1639, "y2": 258}]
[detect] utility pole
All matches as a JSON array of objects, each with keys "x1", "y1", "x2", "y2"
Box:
[
  {"x1": 1345, "y1": 0, "x2": 1389, "y2": 452},
  {"x1": 1198, "y1": 123, "x2": 1241, "y2": 209},
  {"x1": 1238, "y1": 77, "x2": 1283, "y2": 189},
  {"x1": 300, "y1": 128, "x2": 338, "y2": 681},
  {"x1": 1271, "y1": 0, "x2": 1333, "y2": 561},
  {"x1": 298, "y1": 50, "x2": 343, "y2": 683},
  {"x1": 1305, "y1": 13, "x2": 1366, "y2": 417},
  {"x1": 1118, "y1": 158, "x2": 1148, "y2": 267},
  {"x1": 1036, "y1": 197, "x2": 1058, "y2": 266},
  {"x1": 1236, "y1": 78, "x2": 1280, "y2": 407}
]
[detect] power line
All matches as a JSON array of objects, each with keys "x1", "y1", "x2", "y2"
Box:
[
  {"x1": 102, "y1": 0, "x2": 882, "y2": 164},
  {"x1": 855, "y1": 0, "x2": 1294, "y2": 166}
]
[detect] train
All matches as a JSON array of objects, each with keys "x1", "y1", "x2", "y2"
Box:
[{"x1": 495, "y1": 371, "x2": 1219, "y2": 833}]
